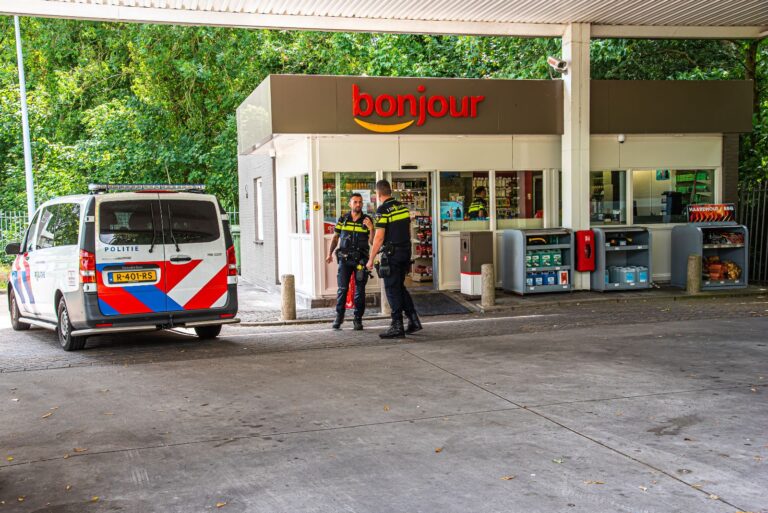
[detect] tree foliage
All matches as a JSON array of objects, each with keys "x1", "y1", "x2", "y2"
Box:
[{"x1": 0, "y1": 17, "x2": 765, "y2": 212}]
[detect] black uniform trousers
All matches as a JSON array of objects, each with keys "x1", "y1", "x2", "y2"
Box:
[
  {"x1": 335, "y1": 258, "x2": 369, "y2": 319},
  {"x1": 382, "y1": 246, "x2": 416, "y2": 321}
]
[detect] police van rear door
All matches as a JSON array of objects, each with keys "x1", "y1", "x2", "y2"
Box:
[
  {"x1": 160, "y1": 195, "x2": 229, "y2": 312},
  {"x1": 95, "y1": 195, "x2": 168, "y2": 316}
]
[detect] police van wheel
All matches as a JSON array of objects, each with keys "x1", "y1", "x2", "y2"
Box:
[
  {"x1": 57, "y1": 298, "x2": 86, "y2": 351},
  {"x1": 194, "y1": 325, "x2": 222, "y2": 340},
  {"x1": 9, "y1": 291, "x2": 30, "y2": 331}
]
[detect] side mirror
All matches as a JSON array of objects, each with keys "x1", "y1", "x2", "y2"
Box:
[{"x1": 4, "y1": 242, "x2": 21, "y2": 255}]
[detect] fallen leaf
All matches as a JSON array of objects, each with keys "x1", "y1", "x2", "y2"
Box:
[
  {"x1": 50, "y1": 406, "x2": 59, "y2": 410},
  {"x1": 63, "y1": 454, "x2": 70, "y2": 459},
  {"x1": 434, "y1": 447, "x2": 443, "y2": 453},
  {"x1": 17, "y1": 496, "x2": 25, "y2": 502},
  {"x1": 383, "y1": 405, "x2": 390, "y2": 412},
  {"x1": 41, "y1": 412, "x2": 53, "y2": 419},
  {"x1": 692, "y1": 484, "x2": 703, "y2": 489},
  {"x1": 103, "y1": 412, "x2": 114, "y2": 416},
  {"x1": 65, "y1": 485, "x2": 72, "y2": 491},
  {"x1": 639, "y1": 486, "x2": 648, "y2": 492},
  {"x1": 11, "y1": 398, "x2": 19, "y2": 402},
  {"x1": 100, "y1": 389, "x2": 109, "y2": 393},
  {"x1": 583, "y1": 480, "x2": 605, "y2": 485},
  {"x1": 500, "y1": 475, "x2": 516, "y2": 481},
  {"x1": 708, "y1": 494, "x2": 719, "y2": 500},
  {"x1": 6, "y1": 456, "x2": 13, "y2": 462},
  {"x1": 552, "y1": 458, "x2": 564, "y2": 464},
  {"x1": 751, "y1": 387, "x2": 757, "y2": 393},
  {"x1": 216, "y1": 502, "x2": 227, "y2": 508},
  {"x1": 91, "y1": 496, "x2": 99, "y2": 502},
  {"x1": 73, "y1": 448, "x2": 88, "y2": 453}
]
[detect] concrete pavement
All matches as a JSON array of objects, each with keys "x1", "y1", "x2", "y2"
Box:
[{"x1": 1, "y1": 296, "x2": 767, "y2": 512}]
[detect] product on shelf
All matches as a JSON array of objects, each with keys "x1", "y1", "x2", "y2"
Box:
[
  {"x1": 704, "y1": 231, "x2": 744, "y2": 245},
  {"x1": 411, "y1": 215, "x2": 433, "y2": 281},
  {"x1": 606, "y1": 266, "x2": 649, "y2": 285},
  {"x1": 702, "y1": 256, "x2": 741, "y2": 281},
  {"x1": 525, "y1": 249, "x2": 563, "y2": 268}
]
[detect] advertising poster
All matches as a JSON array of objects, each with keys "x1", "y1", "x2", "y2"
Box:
[{"x1": 440, "y1": 201, "x2": 464, "y2": 221}]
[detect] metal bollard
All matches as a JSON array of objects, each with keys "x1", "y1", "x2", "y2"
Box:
[
  {"x1": 481, "y1": 263, "x2": 496, "y2": 308},
  {"x1": 380, "y1": 284, "x2": 391, "y2": 316},
  {"x1": 281, "y1": 274, "x2": 296, "y2": 321},
  {"x1": 686, "y1": 255, "x2": 701, "y2": 295}
]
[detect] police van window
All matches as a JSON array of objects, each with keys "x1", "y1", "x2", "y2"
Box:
[
  {"x1": 22, "y1": 210, "x2": 40, "y2": 252},
  {"x1": 35, "y1": 204, "x2": 77, "y2": 249},
  {"x1": 164, "y1": 200, "x2": 220, "y2": 244},
  {"x1": 50, "y1": 203, "x2": 80, "y2": 247},
  {"x1": 33, "y1": 204, "x2": 78, "y2": 249},
  {"x1": 99, "y1": 200, "x2": 157, "y2": 245}
]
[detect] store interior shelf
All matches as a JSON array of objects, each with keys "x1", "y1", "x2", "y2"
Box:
[{"x1": 527, "y1": 243, "x2": 570, "y2": 250}]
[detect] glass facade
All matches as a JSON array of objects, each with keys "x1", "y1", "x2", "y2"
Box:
[
  {"x1": 632, "y1": 169, "x2": 715, "y2": 224},
  {"x1": 439, "y1": 171, "x2": 490, "y2": 231},
  {"x1": 495, "y1": 171, "x2": 544, "y2": 230},
  {"x1": 590, "y1": 170, "x2": 627, "y2": 225}
]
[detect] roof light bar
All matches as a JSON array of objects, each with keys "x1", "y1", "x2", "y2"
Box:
[{"x1": 88, "y1": 184, "x2": 206, "y2": 194}]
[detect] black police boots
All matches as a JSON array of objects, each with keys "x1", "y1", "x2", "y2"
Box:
[
  {"x1": 353, "y1": 318, "x2": 363, "y2": 331},
  {"x1": 379, "y1": 318, "x2": 405, "y2": 339},
  {"x1": 332, "y1": 313, "x2": 344, "y2": 330},
  {"x1": 405, "y1": 312, "x2": 423, "y2": 334}
]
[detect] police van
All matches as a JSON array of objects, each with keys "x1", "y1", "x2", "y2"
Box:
[{"x1": 4, "y1": 184, "x2": 239, "y2": 351}]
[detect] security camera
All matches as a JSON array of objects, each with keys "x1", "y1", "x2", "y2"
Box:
[
  {"x1": 547, "y1": 56, "x2": 568, "y2": 74},
  {"x1": 617, "y1": 134, "x2": 626, "y2": 144}
]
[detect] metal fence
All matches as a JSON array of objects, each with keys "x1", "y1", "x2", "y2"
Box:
[{"x1": 738, "y1": 187, "x2": 768, "y2": 284}]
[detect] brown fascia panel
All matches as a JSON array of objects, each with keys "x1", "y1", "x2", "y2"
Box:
[{"x1": 591, "y1": 80, "x2": 753, "y2": 134}]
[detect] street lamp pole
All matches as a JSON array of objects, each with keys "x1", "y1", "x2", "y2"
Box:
[{"x1": 14, "y1": 16, "x2": 35, "y2": 221}]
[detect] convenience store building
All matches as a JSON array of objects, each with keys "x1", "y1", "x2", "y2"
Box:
[{"x1": 236, "y1": 74, "x2": 752, "y2": 305}]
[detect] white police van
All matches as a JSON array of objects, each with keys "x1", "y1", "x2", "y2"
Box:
[{"x1": 4, "y1": 184, "x2": 239, "y2": 351}]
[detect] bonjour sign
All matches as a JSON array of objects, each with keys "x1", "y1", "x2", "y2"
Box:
[{"x1": 352, "y1": 84, "x2": 486, "y2": 133}]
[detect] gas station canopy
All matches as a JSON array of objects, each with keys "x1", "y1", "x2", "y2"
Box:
[{"x1": 1, "y1": 0, "x2": 766, "y2": 38}]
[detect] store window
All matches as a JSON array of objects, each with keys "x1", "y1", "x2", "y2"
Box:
[
  {"x1": 632, "y1": 169, "x2": 715, "y2": 224},
  {"x1": 291, "y1": 174, "x2": 310, "y2": 234},
  {"x1": 322, "y1": 172, "x2": 377, "y2": 234},
  {"x1": 439, "y1": 172, "x2": 490, "y2": 231},
  {"x1": 495, "y1": 171, "x2": 544, "y2": 230},
  {"x1": 254, "y1": 178, "x2": 263, "y2": 242},
  {"x1": 590, "y1": 171, "x2": 627, "y2": 225}
]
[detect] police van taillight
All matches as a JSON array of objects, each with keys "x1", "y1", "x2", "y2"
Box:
[
  {"x1": 79, "y1": 250, "x2": 96, "y2": 284},
  {"x1": 226, "y1": 246, "x2": 237, "y2": 276}
]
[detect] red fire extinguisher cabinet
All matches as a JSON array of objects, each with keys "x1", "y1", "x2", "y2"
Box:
[{"x1": 575, "y1": 230, "x2": 596, "y2": 272}]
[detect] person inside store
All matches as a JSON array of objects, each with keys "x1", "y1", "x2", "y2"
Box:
[
  {"x1": 326, "y1": 193, "x2": 374, "y2": 331},
  {"x1": 467, "y1": 186, "x2": 488, "y2": 220},
  {"x1": 366, "y1": 180, "x2": 423, "y2": 339}
]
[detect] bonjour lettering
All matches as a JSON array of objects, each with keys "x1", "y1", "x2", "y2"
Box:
[{"x1": 352, "y1": 84, "x2": 485, "y2": 132}]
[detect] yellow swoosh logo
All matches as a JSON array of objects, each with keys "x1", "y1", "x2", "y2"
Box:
[{"x1": 354, "y1": 118, "x2": 414, "y2": 133}]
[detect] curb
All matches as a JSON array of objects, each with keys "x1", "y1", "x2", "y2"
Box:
[{"x1": 235, "y1": 287, "x2": 766, "y2": 327}]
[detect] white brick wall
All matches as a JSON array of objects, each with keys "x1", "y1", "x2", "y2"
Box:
[{"x1": 238, "y1": 154, "x2": 279, "y2": 291}]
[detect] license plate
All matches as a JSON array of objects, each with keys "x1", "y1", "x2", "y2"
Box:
[{"x1": 108, "y1": 270, "x2": 157, "y2": 284}]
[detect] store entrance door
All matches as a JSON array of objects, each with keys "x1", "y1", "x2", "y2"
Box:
[{"x1": 383, "y1": 171, "x2": 435, "y2": 291}]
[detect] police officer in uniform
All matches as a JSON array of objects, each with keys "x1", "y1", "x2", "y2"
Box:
[
  {"x1": 467, "y1": 186, "x2": 488, "y2": 219},
  {"x1": 327, "y1": 193, "x2": 374, "y2": 330},
  {"x1": 366, "y1": 180, "x2": 423, "y2": 339}
]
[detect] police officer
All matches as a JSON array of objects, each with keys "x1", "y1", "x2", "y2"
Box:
[
  {"x1": 366, "y1": 180, "x2": 423, "y2": 339},
  {"x1": 327, "y1": 193, "x2": 374, "y2": 331},
  {"x1": 467, "y1": 186, "x2": 488, "y2": 219}
]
